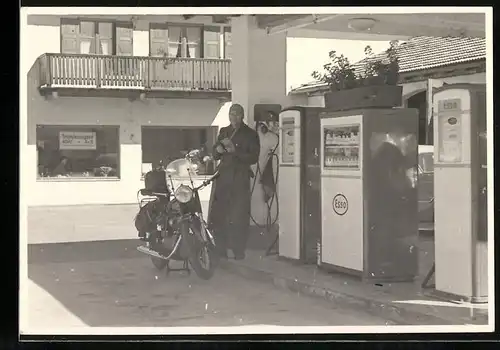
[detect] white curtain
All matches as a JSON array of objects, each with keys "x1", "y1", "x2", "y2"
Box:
[
  {"x1": 80, "y1": 40, "x2": 92, "y2": 54},
  {"x1": 100, "y1": 41, "x2": 110, "y2": 55}
]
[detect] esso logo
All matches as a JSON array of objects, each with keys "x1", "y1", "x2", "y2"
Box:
[{"x1": 332, "y1": 194, "x2": 348, "y2": 216}]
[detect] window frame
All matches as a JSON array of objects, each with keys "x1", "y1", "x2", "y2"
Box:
[
  {"x1": 148, "y1": 23, "x2": 204, "y2": 59},
  {"x1": 36, "y1": 124, "x2": 121, "y2": 181},
  {"x1": 60, "y1": 18, "x2": 134, "y2": 56},
  {"x1": 140, "y1": 125, "x2": 218, "y2": 179}
]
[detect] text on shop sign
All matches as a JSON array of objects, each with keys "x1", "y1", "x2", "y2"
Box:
[{"x1": 59, "y1": 131, "x2": 97, "y2": 150}]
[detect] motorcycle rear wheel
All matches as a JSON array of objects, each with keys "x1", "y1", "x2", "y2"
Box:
[{"x1": 183, "y1": 219, "x2": 217, "y2": 280}]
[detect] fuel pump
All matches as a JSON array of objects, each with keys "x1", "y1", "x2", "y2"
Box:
[
  {"x1": 432, "y1": 83, "x2": 488, "y2": 303},
  {"x1": 251, "y1": 104, "x2": 281, "y2": 254},
  {"x1": 277, "y1": 106, "x2": 323, "y2": 263}
]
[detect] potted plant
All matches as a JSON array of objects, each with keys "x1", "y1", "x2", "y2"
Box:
[{"x1": 311, "y1": 40, "x2": 402, "y2": 111}]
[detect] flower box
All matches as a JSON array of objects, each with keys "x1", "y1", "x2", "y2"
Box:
[{"x1": 324, "y1": 85, "x2": 403, "y2": 112}]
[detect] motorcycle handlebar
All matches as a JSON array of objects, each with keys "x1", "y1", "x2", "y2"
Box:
[{"x1": 194, "y1": 170, "x2": 220, "y2": 191}]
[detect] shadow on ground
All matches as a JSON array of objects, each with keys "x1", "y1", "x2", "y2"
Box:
[{"x1": 28, "y1": 245, "x2": 388, "y2": 328}]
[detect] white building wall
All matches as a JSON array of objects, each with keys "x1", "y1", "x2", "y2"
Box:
[{"x1": 21, "y1": 25, "x2": 60, "y2": 78}]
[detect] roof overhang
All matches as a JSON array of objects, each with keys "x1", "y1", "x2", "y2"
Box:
[{"x1": 259, "y1": 13, "x2": 486, "y2": 40}]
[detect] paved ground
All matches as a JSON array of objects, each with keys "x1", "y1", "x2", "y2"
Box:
[{"x1": 24, "y1": 245, "x2": 392, "y2": 332}]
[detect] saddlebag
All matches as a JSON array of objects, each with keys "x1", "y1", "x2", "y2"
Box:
[
  {"x1": 134, "y1": 201, "x2": 158, "y2": 233},
  {"x1": 144, "y1": 169, "x2": 169, "y2": 193}
]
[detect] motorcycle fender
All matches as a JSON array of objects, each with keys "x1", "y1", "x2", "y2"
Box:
[{"x1": 177, "y1": 219, "x2": 193, "y2": 259}]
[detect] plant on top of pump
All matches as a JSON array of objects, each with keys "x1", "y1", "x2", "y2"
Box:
[{"x1": 311, "y1": 40, "x2": 400, "y2": 91}]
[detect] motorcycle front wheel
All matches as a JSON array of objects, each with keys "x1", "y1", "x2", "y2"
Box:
[{"x1": 182, "y1": 218, "x2": 217, "y2": 280}]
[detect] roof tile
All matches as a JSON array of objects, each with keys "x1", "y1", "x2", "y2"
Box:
[
  {"x1": 353, "y1": 36, "x2": 485, "y2": 74},
  {"x1": 294, "y1": 36, "x2": 485, "y2": 93}
]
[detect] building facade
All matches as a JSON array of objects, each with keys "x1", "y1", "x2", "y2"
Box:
[{"x1": 24, "y1": 15, "x2": 234, "y2": 207}]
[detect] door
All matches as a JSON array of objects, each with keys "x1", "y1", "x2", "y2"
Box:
[{"x1": 301, "y1": 109, "x2": 322, "y2": 263}]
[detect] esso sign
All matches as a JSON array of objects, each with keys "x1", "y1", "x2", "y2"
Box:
[{"x1": 332, "y1": 194, "x2": 348, "y2": 216}]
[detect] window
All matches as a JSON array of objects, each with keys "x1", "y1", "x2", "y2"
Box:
[
  {"x1": 224, "y1": 27, "x2": 232, "y2": 59},
  {"x1": 418, "y1": 152, "x2": 434, "y2": 174},
  {"x1": 149, "y1": 24, "x2": 202, "y2": 58},
  {"x1": 36, "y1": 125, "x2": 120, "y2": 179},
  {"x1": 141, "y1": 126, "x2": 218, "y2": 176},
  {"x1": 60, "y1": 19, "x2": 133, "y2": 56}
]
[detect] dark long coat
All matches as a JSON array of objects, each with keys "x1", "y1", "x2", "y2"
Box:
[{"x1": 207, "y1": 123, "x2": 260, "y2": 251}]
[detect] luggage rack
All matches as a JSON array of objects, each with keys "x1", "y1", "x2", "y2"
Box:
[{"x1": 137, "y1": 189, "x2": 161, "y2": 208}]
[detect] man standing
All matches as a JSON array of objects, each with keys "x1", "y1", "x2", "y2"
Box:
[{"x1": 208, "y1": 104, "x2": 260, "y2": 260}]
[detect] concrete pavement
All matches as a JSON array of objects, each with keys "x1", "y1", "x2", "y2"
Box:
[
  {"x1": 219, "y1": 249, "x2": 489, "y2": 326},
  {"x1": 24, "y1": 248, "x2": 392, "y2": 332}
]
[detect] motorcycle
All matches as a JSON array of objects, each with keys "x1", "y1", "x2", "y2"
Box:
[{"x1": 135, "y1": 149, "x2": 219, "y2": 280}]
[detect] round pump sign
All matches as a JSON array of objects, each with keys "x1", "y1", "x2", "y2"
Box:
[{"x1": 332, "y1": 194, "x2": 348, "y2": 216}]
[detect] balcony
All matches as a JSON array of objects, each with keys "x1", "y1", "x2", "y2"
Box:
[{"x1": 36, "y1": 53, "x2": 231, "y2": 99}]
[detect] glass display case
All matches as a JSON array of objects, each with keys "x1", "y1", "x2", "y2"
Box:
[{"x1": 323, "y1": 124, "x2": 360, "y2": 169}]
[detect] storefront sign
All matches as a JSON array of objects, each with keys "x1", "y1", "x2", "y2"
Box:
[
  {"x1": 281, "y1": 117, "x2": 295, "y2": 164},
  {"x1": 332, "y1": 193, "x2": 348, "y2": 216},
  {"x1": 59, "y1": 131, "x2": 97, "y2": 150}
]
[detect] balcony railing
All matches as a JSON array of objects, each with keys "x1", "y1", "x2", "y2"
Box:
[{"x1": 37, "y1": 53, "x2": 231, "y2": 91}]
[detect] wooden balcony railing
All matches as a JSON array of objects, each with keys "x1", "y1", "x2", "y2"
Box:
[{"x1": 38, "y1": 53, "x2": 231, "y2": 91}]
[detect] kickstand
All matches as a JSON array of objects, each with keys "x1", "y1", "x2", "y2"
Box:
[
  {"x1": 421, "y1": 262, "x2": 435, "y2": 289},
  {"x1": 166, "y1": 259, "x2": 191, "y2": 276}
]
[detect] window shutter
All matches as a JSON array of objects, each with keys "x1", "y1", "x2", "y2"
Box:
[
  {"x1": 150, "y1": 27, "x2": 168, "y2": 57},
  {"x1": 61, "y1": 20, "x2": 79, "y2": 54},
  {"x1": 224, "y1": 27, "x2": 232, "y2": 59},
  {"x1": 203, "y1": 26, "x2": 220, "y2": 59},
  {"x1": 116, "y1": 24, "x2": 133, "y2": 56}
]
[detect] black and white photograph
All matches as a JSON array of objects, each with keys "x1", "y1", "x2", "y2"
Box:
[{"x1": 19, "y1": 7, "x2": 493, "y2": 336}]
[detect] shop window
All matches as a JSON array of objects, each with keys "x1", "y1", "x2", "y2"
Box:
[
  {"x1": 36, "y1": 125, "x2": 120, "y2": 179},
  {"x1": 141, "y1": 126, "x2": 217, "y2": 176}
]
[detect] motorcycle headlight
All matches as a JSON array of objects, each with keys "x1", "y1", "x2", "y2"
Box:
[{"x1": 174, "y1": 185, "x2": 193, "y2": 203}]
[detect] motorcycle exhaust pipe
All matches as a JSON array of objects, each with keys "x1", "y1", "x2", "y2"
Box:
[
  {"x1": 137, "y1": 245, "x2": 168, "y2": 260},
  {"x1": 137, "y1": 235, "x2": 183, "y2": 261}
]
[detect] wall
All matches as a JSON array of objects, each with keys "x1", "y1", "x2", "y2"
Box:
[
  {"x1": 231, "y1": 16, "x2": 290, "y2": 126},
  {"x1": 22, "y1": 24, "x2": 60, "y2": 78},
  {"x1": 26, "y1": 62, "x2": 225, "y2": 207}
]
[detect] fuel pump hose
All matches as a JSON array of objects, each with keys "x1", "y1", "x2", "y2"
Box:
[{"x1": 249, "y1": 140, "x2": 280, "y2": 231}]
